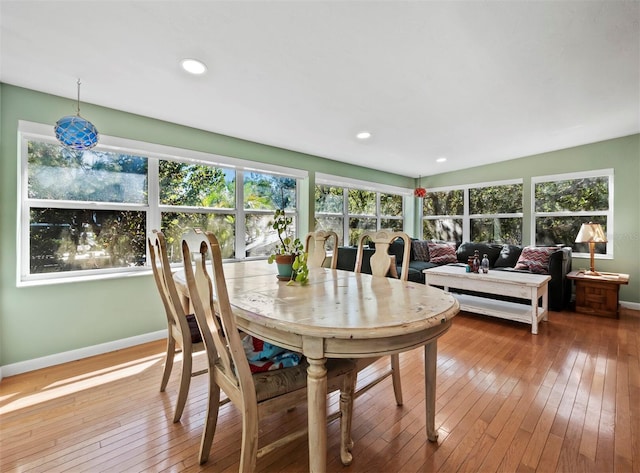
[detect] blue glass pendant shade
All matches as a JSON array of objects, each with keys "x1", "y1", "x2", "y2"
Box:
[{"x1": 54, "y1": 114, "x2": 99, "y2": 150}]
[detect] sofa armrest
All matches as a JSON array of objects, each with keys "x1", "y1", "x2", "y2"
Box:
[{"x1": 547, "y1": 247, "x2": 572, "y2": 310}]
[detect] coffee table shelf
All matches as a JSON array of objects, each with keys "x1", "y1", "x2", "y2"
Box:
[{"x1": 452, "y1": 293, "x2": 540, "y2": 324}]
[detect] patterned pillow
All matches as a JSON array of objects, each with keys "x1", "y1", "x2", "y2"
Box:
[
  {"x1": 514, "y1": 246, "x2": 556, "y2": 274},
  {"x1": 412, "y1": 240, "x2": 430, "y2": 262},
  {"x1": 427, "y1": 242, "x2": 457, "y2": 264}
]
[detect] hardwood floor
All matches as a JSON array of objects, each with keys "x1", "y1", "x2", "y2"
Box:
[{"x1": 1, "y1": 307, "x2": 638, "y2": 472}]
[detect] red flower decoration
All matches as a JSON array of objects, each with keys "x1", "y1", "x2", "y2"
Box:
[{"x1": 414, "y1": 187, "x2": 427, "y2": 198}]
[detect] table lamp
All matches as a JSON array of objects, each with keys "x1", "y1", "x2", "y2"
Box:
[{"x1": 575, "y1": 222, "x2": 607, "y2": 275}]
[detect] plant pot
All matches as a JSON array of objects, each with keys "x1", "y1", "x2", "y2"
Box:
[{"x1": 274, "y1": 254, "x2": 295, "y2": 281}]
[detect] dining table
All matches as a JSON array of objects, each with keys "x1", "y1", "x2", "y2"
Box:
[{"x1": 173, "y1": 259, "x2": 459, "y2": 473}]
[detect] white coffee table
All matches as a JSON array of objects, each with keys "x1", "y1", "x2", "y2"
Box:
[{"x1": 424, "y1": 265, "x2": 551, "y2": 334}]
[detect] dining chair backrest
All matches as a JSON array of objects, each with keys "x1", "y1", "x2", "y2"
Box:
[
  {"x1": 148, "y1": 229, "x2": 204, "y2": 423},
  {"x1": 304, "y1": 230, "x2": 339, "y2": 269},
  {"x1": 353, "y1": 230, "x2": 411, "y2": 407},
  {"x1": 181, "y1": 228, "x2": 251, "y2": 399},
  {"x1": 149, "y1": 231, "x2": 192, "y2": 343},
  {"x1": 355, "y1": 230, "x2": 412, "y2": 281}
]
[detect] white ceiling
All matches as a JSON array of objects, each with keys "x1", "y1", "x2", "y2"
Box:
[{"x1": 1, "y1": 1, "x2": 638, "y2": 177}]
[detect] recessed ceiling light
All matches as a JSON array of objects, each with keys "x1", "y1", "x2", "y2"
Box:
[
  {"x1": 180, "y1": 58, "x2": 207, "y2": 75},
  {"x1": 356, "y1": 131, "x2": 372, "y2": 140},
  {"x1": 436, "y1": 157, "x2": 447, "y2": 163}
]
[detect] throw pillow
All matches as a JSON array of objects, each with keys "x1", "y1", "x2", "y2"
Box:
[
  {"x1": 494, "y1": 244, "x2": 523, "y2": 268},
  {"x1": 427, "y1": 242, "x2": 457, "y2": 264},
  {"x1": 412, "y1": 240, "x2": 430, "y2": 262},
  {"x1": 514, "y1": 246, "x2": 556, "y2": 274}
]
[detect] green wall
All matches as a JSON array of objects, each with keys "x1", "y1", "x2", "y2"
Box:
[
  {"x1": 424, "y1": 134, "x2": 640, "y2": 304},
  {"x1": 1, "y1": 83, "x2": 638, "y2": 370},
  {"x1": 0, "y1": 84, "x2": 411, "y2": 367}
]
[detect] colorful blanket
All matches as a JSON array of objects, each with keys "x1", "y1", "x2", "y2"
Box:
[{"x1": 242, "y1": 335, "x2": 302, "y2": 373}]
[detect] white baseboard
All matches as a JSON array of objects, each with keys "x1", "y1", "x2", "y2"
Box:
[
  {"x1": 620, "y1": 300, "x2": 640, "y2": 312},
  {"x1": 1, "y1": 299, "x2": 639, "y2": 381},
  {"x1": 0, "y1": 330, "x2": 168, "y2": 380}
]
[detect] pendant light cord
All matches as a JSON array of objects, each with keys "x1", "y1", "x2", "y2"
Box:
[{"x1": 76, "y1": 79, "x2": 82, "y2": 116}]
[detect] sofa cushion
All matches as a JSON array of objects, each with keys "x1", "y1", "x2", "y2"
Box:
[
  {"x1": 408, "y1": 260, "x2": 437, "y2": 272},
  {"x1": 427, "y1": 242, "x2": 457, "y2": 264},
  {"x1": 456, "y1": 242, "x2": 503, "y2": 267},
  {"x1": 405, "y1": 260, "x2": 439, "y2": 284},
  {"x1": 412, "y1": 240, "x2": 430, "y2": 262},
  {"x1": 404, "y1": 266, "x2": 423, "y2": 283},
  {"x1": 336, "y1": 246, "x2": 360, "y2": 272},
  {"x1": 514, "y1": 246, "x2": 557, "y2": 274},
  {"x1": 494, "y1": 244, "x2": 523, "y2": 268},
  {"x1": 389, "y1": 238, "x2": 411, "y2": 264}
]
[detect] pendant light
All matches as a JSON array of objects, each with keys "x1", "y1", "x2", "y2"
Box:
[{"x1": 54, "y1": 79, "x2": 99, "y2": 150}]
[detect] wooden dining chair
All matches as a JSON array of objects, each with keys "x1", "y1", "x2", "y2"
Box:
[
  {"x1": 148, "y1": 230, "x2": 207, "y2": 423},
  {"x1": 354, "y1": 230, "x2": 412, "y2": 406},
  {"x1": 304, "y1": 230, "x2": 339, "y2": 269},
  {"x1": 181, "y1": 228, "x2": 357, "y2": 469}
]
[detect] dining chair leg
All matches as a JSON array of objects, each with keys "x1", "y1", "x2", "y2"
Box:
[
  {"x1": 173, "y1": 345, "x2": 193, "y2": 423},
  {"x1": 160, "y1": 337, "x2": 176, "y2": 392},
  {"x1": 390, "y1": 354, "x2": 403, "y2": 406},
  {"x1": 199, "y1": 379, "x2": 221, "y2": 465},
  {"x1": 239, "y1": 403, "x2": 259, "y2": 473},
  {"x1": 340, "y1": 370, "x2": 356, "y2": 465}
]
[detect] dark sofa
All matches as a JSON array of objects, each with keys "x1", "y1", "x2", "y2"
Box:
[{"x1": 336, "y1": 240, "x2": 572, "y2": 311}]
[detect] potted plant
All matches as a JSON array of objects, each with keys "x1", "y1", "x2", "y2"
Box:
[{"x1": 267, "y1": 208, "x2": 309, "y2": 285}]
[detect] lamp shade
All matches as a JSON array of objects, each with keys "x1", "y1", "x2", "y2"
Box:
[
  {"x1": 575, "y1": 223, "x2": 607, "y2": 243},
  {"x1": 54, "y1": 115, "x2": 99, "y2": 151}
]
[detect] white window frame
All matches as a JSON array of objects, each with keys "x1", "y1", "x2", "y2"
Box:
[
  {"x1": 531, "y1": 169, "x2": 614, "y2": 259},
  {"x1": 315, "y1": 173, "x2": 411, "y2": 244},
  {"x1": 17, "y1": 121, "x2": 307, "y2": 286},
  {"x1": 423, "y1": 178, "x2": 524, "y2": 243}
]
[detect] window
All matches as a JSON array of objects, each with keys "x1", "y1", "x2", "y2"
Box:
[
  {"x1": 26, "y1": 141, "x2": 149, "y2": 276},
  {"x1": 159, "y1": 160, "x2": 236, "y2": 262},
  {"x1": 242, "y1": 172, "x2": 298, "y2": 258},
  {"x1": 422, "y1": 189, "x2": 464, "y2": 243},
  {"x1": 423, "y1": 180, "x2": 523, "y2": 244},
  {"x1": 348, "y1": 189, "x2": 377, "y2": 245},
  {"x1": 19, "y1": 122, "x2": 305, "y2": 284},
  {"x1": 380, "y1": 193, "x2": 404, "y2": 232},
  {"x1": 315, "y1": 185, "x2": 345, "y2": 245},
  {"x1": 533, "y1": 169, "x2": 613, "y2": 257},
  {"x1": 315, "y1": 174, "x2": 408, "y2": 246},
  {"x1": 469, "y1": 182, "x2": 522, "y2": 244}
]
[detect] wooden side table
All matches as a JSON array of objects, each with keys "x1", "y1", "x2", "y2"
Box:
[{"x1": 567, "y1": 271, "x2": 630, "y2": 318}]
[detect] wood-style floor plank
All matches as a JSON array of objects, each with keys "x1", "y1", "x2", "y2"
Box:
[{"x1": 1, "y1": 307, "x2": 638, "y2": 472}]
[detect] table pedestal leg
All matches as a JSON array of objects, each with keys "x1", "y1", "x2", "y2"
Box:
[
  {"x1": 307, "y1": 356, "x2": 327, "y2": 473},
  {"x1": 425, "y1": 340, "x2": 438, "y2": 442}
]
